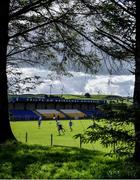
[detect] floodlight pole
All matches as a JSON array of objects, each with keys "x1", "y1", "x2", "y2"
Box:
[
  {"x1": 49, "y1": 84, "x2": 52, "y2": 96},
  {"x1": 61, "y1": 86, "x2": 64, "y2": 97}
]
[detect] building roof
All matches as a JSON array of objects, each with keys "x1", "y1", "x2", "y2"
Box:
[{"x1": 9, "y1": 97, "x2": 107, "y2": 105}]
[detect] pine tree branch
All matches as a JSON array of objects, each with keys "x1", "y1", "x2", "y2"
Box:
[
  {"x1": 96, "y1": 28, "x2": 135, "y2": 53},
  {"x1": 58, "y1": 20, "x2": 132, "y2": 59},
  {"x1": 9, "y1": 14, "x2": 63, "y2": 39},
  {"x1": 110, "y1": 0, "x2": 136, "y2": 17},
  {"x1": 7, "y1": 40, "x2": 60, "y2": 57},
  {"x1": 9, "y1": 0, "x2": 54, "y2": 20}
]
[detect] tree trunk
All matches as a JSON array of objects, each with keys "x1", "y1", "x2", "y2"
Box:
[
  {"x1": 0, "y1": 0, "x2": 16, "y2": 143},
  {"x1": 133, "y1": 0, "x2": 140, "y2": 162}
]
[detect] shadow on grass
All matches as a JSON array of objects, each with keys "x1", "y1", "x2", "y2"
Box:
[{"x1": 0, "y1": 142, "x2": 140, "y2": 179}]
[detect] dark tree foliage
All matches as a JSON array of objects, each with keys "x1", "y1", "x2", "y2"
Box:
[
  {"x1": 84, "y1": 93, "x2": 91, "y2": 98},
  {"x1": 75, "y1": 104, "x2": 135, "y2": 158}
]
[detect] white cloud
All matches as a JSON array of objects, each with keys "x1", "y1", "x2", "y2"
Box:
[
  {"x1": 18, "y1": 67, "x2": 134, "y2": 97},
  {"x1": 85, "y1": 75, "x2": 134, "y2": 96}
]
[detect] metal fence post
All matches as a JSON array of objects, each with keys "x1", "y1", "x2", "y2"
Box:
[
  {"x1": 51, "y1": 134, "x2": 53, "y2": 146},
  {"x1": 80, "y1": 135, "x2": 82, "y2": 148},
  {"x1": 25, "y1": 132, "x2": 28, "y2": 143}
]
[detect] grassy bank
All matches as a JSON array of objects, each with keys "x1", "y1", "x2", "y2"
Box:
[{"x1": 0, "y1": 142, "x2": 140, "y2": 179}]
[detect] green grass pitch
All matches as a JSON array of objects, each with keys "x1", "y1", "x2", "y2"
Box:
[{"x1": 10, "y1": 119, "x2": 108, "y2": 152}]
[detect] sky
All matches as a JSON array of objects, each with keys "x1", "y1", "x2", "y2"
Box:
[{"x1": 19, "y1": 67, "x2": 134, "y2": 97}]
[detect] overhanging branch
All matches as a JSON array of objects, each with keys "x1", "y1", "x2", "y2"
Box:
[
  {"x1": 96, "y1": 28, "x2": 135, "y2": 54},
  {"x1": 9, "y1": 0, "x2": 54, "y2": 21}
]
